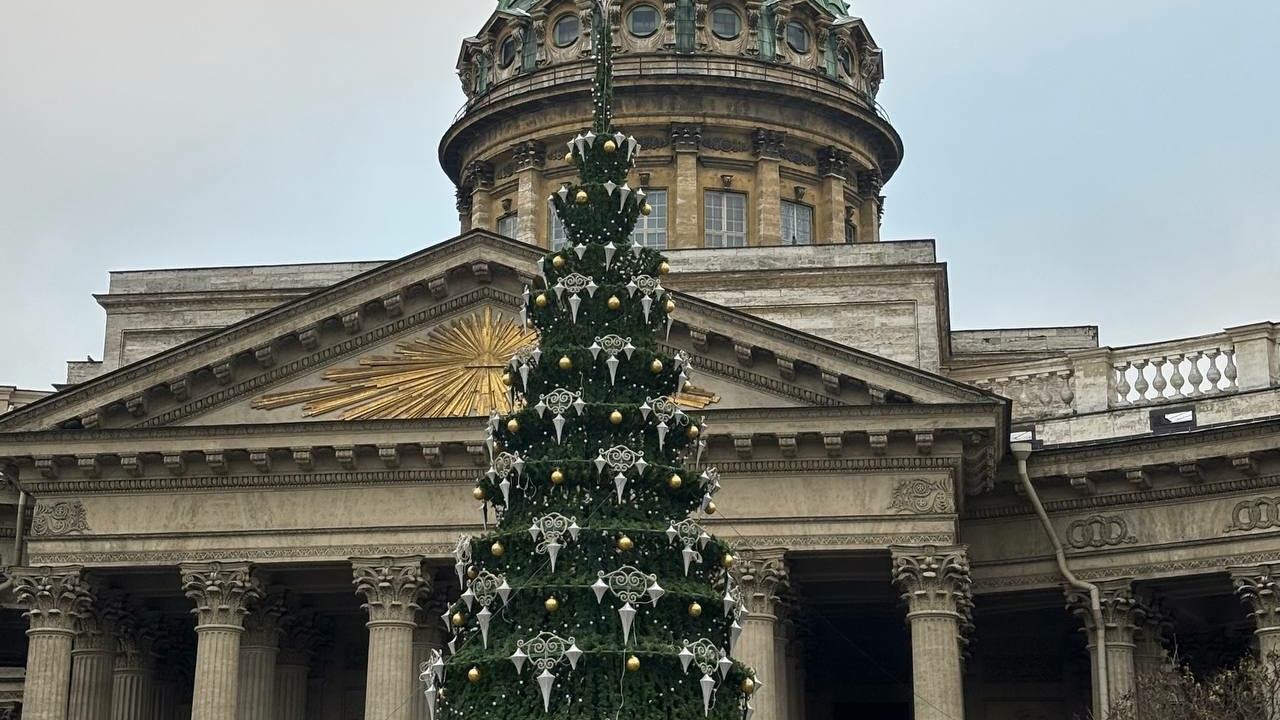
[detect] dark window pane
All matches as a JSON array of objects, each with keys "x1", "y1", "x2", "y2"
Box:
[
  {"x1": 554, "y1": 15, "x2": 580, "y2": 48},
  {"x1": 786, "y1": 22, "x2": 810, "y2": 53},
  {"x1": 629, "y1": 6, "x2": 660, "y2": 37},
  {"x1": 711, "y1": 8, "x2": 740, "y2": 40}
]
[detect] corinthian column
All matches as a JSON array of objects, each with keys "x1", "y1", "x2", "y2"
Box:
[
  {"x1": 275, "y1": 610, "x2": 320, "y2": 720},
  {"x1": 236, "y1": 594, "x2": 284, "y2": 720},
  {"x1": 1066, "y1": 578, "x2": 1140, "y2": 719},
  {"x1": 181, "y1": 562, "x2": 262, "y2": 720},
  {"x1": 890, "y1": 545, "x2": 972, "y2": 720},
  {"x1": 352, "y1": 556, "x2": 428, "y2": 720},
  {"x1": 68, "y1": 598, "x2": 118, "y2": 720},
  {"x1": 12, "y1": 566, "x2": 91, "y2": 720},
  {"x1": 735, "y1": 549, "x2": 789, "y2": 720},
  {"x1": 110, "y1": 617, "x2": 156, "y2": 720},
  {"x1": 1232, "y1": 563, "x2": 1280, "y2": 658},
  {"x1": 410, "y1": 621, "x2": 446, "y2": 720}
]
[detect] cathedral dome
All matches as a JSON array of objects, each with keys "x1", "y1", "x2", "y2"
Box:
[{"x1": 444, "y1": 0, "x2": 900, "y2": 250}]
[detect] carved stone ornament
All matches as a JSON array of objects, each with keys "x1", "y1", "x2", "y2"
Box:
[
  {"x1": 242, "y1": 592, "x2": 288, "y2": 647},
  {"x1": 1065, "y1": 515, "x2": 1138, "y2": 549},
  {"x1": 735, "y1": 549, "x2": 789, "y2": 616},
  {"x1": 1065, "y1": 579, "x2": 1142, "y2": 645},
  {"x1": 11, "y1": 565, "x2": 92, "y2": 632},
  {"x1": 890, "y1": 546, "x2": 973, "y2": 618},
  {"x1": 1224, "y1": 497, "x2": 1280, "y2": 533},
  {"x1": 888, "y1": 478, "x2": 954, "y2": 515},
  {"x1": 180, "y1": 561, "x2": 263, "y2": 629},
  {"x1": 1230, "y1": 563, "x2": 1280, "y2": 632},
  {"x1": 31, "y1": 501, "x2": 91, "y2": 536},
  {"x1": 352, "y1": 556, "x2": 428, "y2": 625}
]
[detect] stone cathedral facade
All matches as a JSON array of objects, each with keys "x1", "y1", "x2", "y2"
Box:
[{"x1": 3, "y1": 2, "x2": 1280, "y2": 720}]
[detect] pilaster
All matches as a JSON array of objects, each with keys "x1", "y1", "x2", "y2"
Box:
[
  {"x1": 817, "y1": 147, "x2": 850, "y2": 244},
  {"x1": 1066, "y1": 578, "x2": 1141, "y2": 719},
  {"x1": 736, "y1": 548, "x2": 789, "y2": 720},
  {"x1": 512, "y1": 140, "x2": 547, "y2": 247},
  {"x1": 181, "y1": 561, "x2": 262, "y2": 720},
  {"x1": 890, "y1": 545, "x2": 972, "y2": 720},
  {"x1": 855, "y1": 170, "x2": 882, "y2": 243},
  {"x1": 752, "y1": 129, "x2": 785, "y2": 246},
  {"x1": 671, "y1": 124, "x2": 702, "y2": 249},
  {"x1": 464, "y1": 162, "x2": 495, "y2": 232},
  {"x1": 12, "y1": 565, "x2": 91, "y2": 720},
  {"x1": 352, "y1": 556, "x2": 428, "y2": 720},
  {"x1": 455, "y1": 186, "x2": 474, "y2": 233}
]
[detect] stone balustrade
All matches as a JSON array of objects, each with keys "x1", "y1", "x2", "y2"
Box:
[{"x1": 953, "y1": 322, "x2": 1279, "y2": 424}]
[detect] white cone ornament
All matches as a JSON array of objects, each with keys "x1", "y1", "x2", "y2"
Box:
[
  {"x1": 574, "y1": 243, "x2": 587, "y2": 259},
  {"x1": 604, "y1": 242, "x2": 616, "y2": 269},
  {"x1": 683, "y1": 547, "x2": 697, "y2": 575},
  {"x1": 497, "y1": 579, "x2": 512, "y2": 604},
  {"x1": 648, "y1": 581, "x2": 664, "y2": 604},
  {"x1": 618, "y1": 183, "x2": 632, "y2": 211},
  {"x1": 619, "y1": 602, "x2": 636, "y2": 643},
  {"x1": 566, "y1": 643, "x2": 583, "y2": 669},
  {"x1": 701, "y1": 673, "x2": 716, "y2": 715},
  {"x1": 658, "y1": 421, "x2": 668, "y2": 450},
  {"x1": 554, "y1": 414, "x2": 566, "y2": 444},
  {"x1": 642, "y1": 296, "x2": 653, "y2": 322},
  {"x1": 744, "y1": 702, "x2": 755, "y2": 720},
  {"x1": 499, "y1": 478, "x2": 511, "y2": 504},
  {"x1": 606, "y1": 355, "x2": 619, "y2": 384},
  {"x1": 718, "y1": 653, "x2": 733, "y2": 679},
  {"x1": 424, "y1": 685, "x2": 437, "y2": 720},
  {"x1": 478, "y1": 607, "x2": 492, "y2": 647},
  {"x1": 537, "y1": 669, "x2": 556, "y2": 713},
  {"x1": 592, "y1": 578, "x2": 609, "y2": 602},
  {"x1": 569, "y1": 294, "x2": 581, "y2": 323},
  {"x1": 546, "y1": 540, "x2": 562, "y2": 571},
  {"x1": 679, "y1": 646, "x2": 695, "y2": 673},
  {"x1": 614, "y1": 472, "x2": 628, "y2": 503},
  {"x1": 510, "y1": 647, "x2": 528, "y2": 673},
  {"x1": 604, "y1": 180, "x2": 618, "y2": 197},
  {"x1": 730, "y1": 620, "x2": 743, "y2": 654},
  {"x1": 460, "y1": 588, "x2": 476, "y2": 609}
]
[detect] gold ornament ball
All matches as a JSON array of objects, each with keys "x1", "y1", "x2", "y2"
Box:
[
  {"x1": 438, "y1": 688, "x2": 447, "y2": 699},
  {"x1": 506, "y1": 418, "x2": 520, "y2": 433},
  {"x1": 467, "y1": 667, "x2": 481, "y2": 683},
  {"x1": 558, "y1": 356, "x2": 573, "y2": 370},
  {"x1": 472, "y1": 487, "x2": 487, "y2": 502},
  {"x1": 650, "y1": 359, "x2": 664, "y2": 373},
  {"x1": 535, "y1": 293, "x2": 549, "y2": 308},
  {"x1": 603, "y1": 139, "x2": 617, "y2": 153},
  {"x1": 706, "y1": 501, "x2": 718, "y2": 515},
  {"x1": 544, "y1": 596, "x2": 560, "y2": 612},
  {"x1": 564, "y1": 152, "x2": 574, "y2": 163},
  {"x1": 742, "y1": 678, "x2": 756, "y2": 695},
  {"x1": 617, "y1": 535, "x2": 634, "y2": 551},
  {"x1": 641, "y1": 203, "x2": 652, "y2": 216},
  {"x1": 668, "y1": 473, "x2": 683, "y2": 489},
  {"x1": 466, "y1": 565, "x2": 479, "y2": 580},
  {"x1": 626, "y1": 655, "x2": 641, "y2": 672},
  {"x1": 552, "y1": 255, "x2": 566, "y2": 268},
  {"x1": 451, "y1": 612, "x2": 466, "y2": 627},
  {"x1": 575, "y1": 190, "x2": 589, "y2": 204},
  {"x1": 608, "y1": 295, "x2": 621, "y2": 310},
  {"x1": 551, "y1": 468, "x2": 565, "y2": 485},
  {"x1": 688, "y1": 602, "x2": 703, "y2": 617},
  {"x1": 665, "y1": 299, "x2": 677, "y2": 313},
  {"x1": 501, "y1": 371, "x2": 512, "y2": 387},
  {"x1": 610, "y1": 410, "x2": 624, "y2": 425},
  {"x1": 658, "y1": 261, "x2": 671, "y2": 275},
  {"x1": 687, "y1": 425, "x2": 700, "y2": 438},
  {"x1": 491, "y1": 541, "x2": 505, "y2": 557},
  {"x1": 721, "y1": 553, "x2": 735, "y2": 568}
]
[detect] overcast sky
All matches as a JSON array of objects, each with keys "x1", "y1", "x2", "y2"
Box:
[{"x1": 2, "y1": 1, "x2": 1278, "y2": 390}]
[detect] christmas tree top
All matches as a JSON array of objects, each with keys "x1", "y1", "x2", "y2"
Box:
[{"x1": 421, "y1": 3, "x2": 760, "y2": 719}]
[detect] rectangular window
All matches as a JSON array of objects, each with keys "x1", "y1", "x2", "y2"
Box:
[
  {"x1": 845, "y1": 221, "x2": 857, "y2": 244},
  {"x1": 632, "y1": 190, "x2": 668, "y2": 249},
  {"x1": 704, "y1": 190, "x2": 747, "y2": 248},
  {"x1": 497, "y1": 213, "x2": 518, "y2": 239},
  {"x1": 675, "y1": 0, "x2": 695, "y2": 53},
  {"x1": 550, "y1": 212, "x2": 569, "y2": 251},
  {"x1": 521, "y1": 31, "x2": 536, "y2": 73},
  {"x1": 780, "y1": 200, "x2": 813, "y2": 245}
]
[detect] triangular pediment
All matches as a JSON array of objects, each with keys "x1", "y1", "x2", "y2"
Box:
[{"x1": 0, "y1": 231, "x2": 1003, "y2": 435}]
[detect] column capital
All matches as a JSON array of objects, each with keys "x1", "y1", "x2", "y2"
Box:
[
  {"x1": 74, "y1": 595, "x2": 123, "y2": 653},
  {"x1": 242, "y1": 592, "x2": 287, "y2": 648},
  {"x1": 817, "y1": 146, "x2": 850, "y2": 178},
  {"x1": 279, "y1": 609, "x2": 325, "y2": 666},
  {"x1": 890, "y1": 545, "x2": 973, "y2": 619},
  {"x1": 671, "y1": 124, "x2": 702, "y2": 153},
  {"x1": 512, "y1": 140, "x2": 547, "y2": 171},
  {"x1": 1231, "y1": 562, "x2": 1280, "y2": 635},
  {"x1": 114, "y1": 613, "x2": 158, "y2": 671},
  {"x1": 180, "y1": 561, "x2": 262, "y2": 630},
  {"x1": 455, "y1": 185, "x2": 475, "y2": 215},
  {"x1": 855, "y1": 169, "x2": 882, "y2": 198},
  {"x1": 736, "y1": 548, "x2": 789, "y2": 617},
  {"x1": 1065, "y1": 577, "x2": 1142, "y2": 645},
  {"x1": 351, "y1": 556, "x2": 428, "y2": 627},
  {"x1": 463, "y1": 161, "x2": 495, "y2": 190},
  {"x1": 11, "y1": 565, "x2": 91, "y2": 634},
  {"x1": 751, "y1": 128, "x2": 787, "y2": 160}
]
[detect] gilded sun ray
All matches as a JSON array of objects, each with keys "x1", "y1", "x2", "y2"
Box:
[{"x1": 253, "y1": 307, "x2": 720, "y2": 420}]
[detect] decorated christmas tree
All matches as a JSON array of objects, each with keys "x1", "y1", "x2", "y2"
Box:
[{"x1": 420, "y1": 4, "x2": 758, "y2": 720}]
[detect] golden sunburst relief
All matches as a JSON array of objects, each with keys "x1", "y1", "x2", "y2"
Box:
[{"x1": 252, "y1": 307, "x2": 720, "y2": 420}]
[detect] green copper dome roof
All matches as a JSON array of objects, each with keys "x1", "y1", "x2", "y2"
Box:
[{"x1": 497, "y1": 0, "x2": 849, "y2": 17}]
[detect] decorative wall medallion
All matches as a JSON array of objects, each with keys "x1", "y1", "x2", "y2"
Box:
[
  {"x1": 31, "y1": 501, "x2": 91, "y2": 536},
  {"x1": 253, "y1": 308, "x2": 534, "y2": 419},
  {"x1": 1225, "y1": 497, "x2": 1280, "y2": 533},
  {"x1": 700, "y1": 137, "x2": 750, "y2": 154},
  {"x1": 1065, "y1": 515, "x2": 1137, "y2": 549},
  {"x1": 888, "y1": 478, "x2": 954, "y2": 514}
]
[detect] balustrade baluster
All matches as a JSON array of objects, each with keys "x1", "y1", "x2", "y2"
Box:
[
  {"x1": 1151, "y1": 357, "x2": 1168, "y2": 399},
  {"x1": 1133, "y1": 360, "x2": 1150, "y2": 403},
  {"x1": 1224, "y1": 347, "x2": 1239, "y2": 390},
  {"x1": 1114, "y1": 364, "x2": 1132, "y2": 406},
  {"x1": 1016, "y1": 378, "x2": 1032, "y2": 415},
  {"x1": 1187, "y1": 352, "x2": 1204, "y2": 396},
  {"x1": 1059, "y1": 373, "x2": 1075, "y2": 408},
  {"x1": 1038, "y1": 374, "x2": 1056, "y2": 411},
  {"x1": 1168, "y1": 355, "x2": 1186, "y2": 399},
  {"x1": 1205, "y1": 349, "x2": 1223, "y2": 393}
]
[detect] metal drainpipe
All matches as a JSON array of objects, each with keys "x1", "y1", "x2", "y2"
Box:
[
  {"x1": 1010, "y1": 441, "x2": 1110, "y2": 716},
  {"x1": 0, "y1": 471, "x2": 27, "y2": 596}
]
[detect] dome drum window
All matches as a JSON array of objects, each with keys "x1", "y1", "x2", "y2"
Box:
[
  {"x1": 553, "y1": 14, "x2": 580, "y2": 48},
  {"x1": 786, "y1": 22, "x2": 811, "y2": 54},
  {"x1": 711, "y1": 7, "x2": 742, "y2": 40},
  {"x1": 499, "y1": 36, "x2": 517, "y2": 69},
  {"x1": 627, "y1": 5, "x2": 660, "y2": 38}
]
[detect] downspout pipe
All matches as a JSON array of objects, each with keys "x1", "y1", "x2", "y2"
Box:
[
  {"x1": 1010, "y1": 442, "x2": 1110, "y2": 716},
  {"x1": 0, "y1": 469, "x2": 28, "y2": 597}
]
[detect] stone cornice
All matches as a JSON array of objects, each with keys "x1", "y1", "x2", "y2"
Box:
[{"x1": 971, "y1": 549, "x2": 1280, "y2": 593}]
